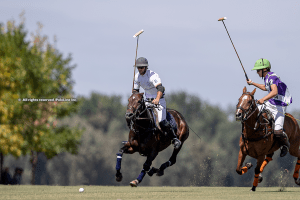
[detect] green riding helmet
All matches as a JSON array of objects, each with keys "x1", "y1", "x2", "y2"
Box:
[
  {"x1": 134, "y1": 57, "x2": 149, "y2": 67},
  {"x1": 252, "y1": 58, "x2": 271, "y2": 70}
]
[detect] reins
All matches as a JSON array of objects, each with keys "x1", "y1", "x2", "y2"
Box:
[{"x1": 238, "y1": 93, "x2": 272, "y2": 142}]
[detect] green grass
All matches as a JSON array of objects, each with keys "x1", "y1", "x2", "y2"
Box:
[{"x1": 0, "y1": 186, "x2": 299, "y2": 200}]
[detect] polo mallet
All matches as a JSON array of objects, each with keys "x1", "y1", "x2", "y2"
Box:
[
  {"x1": 218, "y1": 17, "x2": 249, "y2": 81},
  {"x1": 132, "y1": 29, "x2": 144, "y2": 91}
]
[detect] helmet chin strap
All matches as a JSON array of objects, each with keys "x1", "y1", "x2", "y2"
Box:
[{"x1": 261, "y1": 69, "x2": 268, "y2": 79}]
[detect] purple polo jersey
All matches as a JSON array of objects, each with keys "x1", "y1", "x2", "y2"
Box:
[{"x1": 264, "y1": 72, "x2": 292, "y2": 106}]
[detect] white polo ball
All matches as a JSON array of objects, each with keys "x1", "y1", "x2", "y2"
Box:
[{"x1": 79, "y1": 188, "x2": 84, "y2": 193}]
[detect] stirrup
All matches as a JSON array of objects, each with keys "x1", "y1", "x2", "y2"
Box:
[{"x1": 172, "y1": 138, "x2": 181, "y2": 149}]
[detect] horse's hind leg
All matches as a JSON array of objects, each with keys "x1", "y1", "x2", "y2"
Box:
[
  {"x1": 287, "y1": 138, "x2": 300, "y2": 185},
  {"x1": 293, "y1": 158, "x2": 300, "y2": 185},
  {"x1": 130, "y1": 150, "x2": 158, "y2": 187},
  {"x1": 258, "y1": 153, "x2": 274, "y2": 183},
  {"x1": 250, "y1": 156, "x2": 265, "y2": 192},
  {"x1": 152, "y1": 147, "x2": 181, "y2": 177}
]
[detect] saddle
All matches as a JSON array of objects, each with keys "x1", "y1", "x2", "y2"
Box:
[
  {"x1": 257, "y1": 108, "x2": 275, "y2": 134},
  {"x1": 146, "y1": 107, "x2": 177, "y2": 134}
]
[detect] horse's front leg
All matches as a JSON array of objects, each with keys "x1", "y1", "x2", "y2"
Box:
[
  {"x1": 115, "y1": 141, "x2": 136, "y2": 182},
  {"x1": 130, "y1": 150, "x2": 158, "y2": 187},
  {"x1": 251, "y1": 155, "x2": 265, "y2": 192},
  {"x1": 236, "y1": 146, "x2": 251, "y2": 175}
]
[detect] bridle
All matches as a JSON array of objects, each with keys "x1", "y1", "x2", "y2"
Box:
[
  {"x1": 126, "y1": 96, "x2": 153, "y2": 132},
  {"x1": 237, "y1": 93, "x2": 272, "y2": 143},
  {"x1": 126, "y1": 95, "x2": 159, "y2": 155},
  {"x1": 236, "y1": 93, "x2": 258, "y2": 122}
]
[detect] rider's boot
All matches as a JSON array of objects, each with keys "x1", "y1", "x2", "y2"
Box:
[
  {"x1": 160, "y1": 120, "x2": 181, "y2": 149},
  {"x1": 274, "y1": 130, "x2": 290, "y2": 157}
]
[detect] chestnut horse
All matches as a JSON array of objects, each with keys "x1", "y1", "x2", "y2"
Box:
[
  {"x1": 115, "y1": 92, "x2": 189, "y2": 187},
  {"x1": 235, "y1": 87, "x2": 300, "y2": 191}
]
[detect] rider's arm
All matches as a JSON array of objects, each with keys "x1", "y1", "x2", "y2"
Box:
[
  {"x1": 152, "y1": 84, "x2": 164, "y2": 104},
  {"x1": 252, "y1": 82, "x2": 267, "y2": 91},
  {"x1": 133, "y1": 74, "x2": 140, "y2": 93},
  {"x1": 247, "y1": 79, "x2": 267, "y2": 91},
  {"x1": 261, "y1": 84, "x2": 278, "y2": 101}
]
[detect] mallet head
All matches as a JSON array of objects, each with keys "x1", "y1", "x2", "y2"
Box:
[
  {"x1": 218, "y1": 17, "x2": 227, "y2": 21},
  {"x1": 133, "y1": 29, "x2": 144, "y2": 38}
]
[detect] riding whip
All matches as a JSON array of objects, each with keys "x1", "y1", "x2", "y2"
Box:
[
  {"x1": 132, "y1": 29, "x2": 144, "y2": 91},
  {"x1": 218, "y1": 17, "x2": 249, "y2": 81}
]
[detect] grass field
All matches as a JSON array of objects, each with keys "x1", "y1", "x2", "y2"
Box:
[{"x1": 0, "y1": 186, "x2": 299, "y2": 200}]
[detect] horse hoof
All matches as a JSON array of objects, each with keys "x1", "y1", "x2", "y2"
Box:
[
  {"x1": 250, "y1": 186, "x2": 256, "y2": 192},
  {"x1": 130, "y1": 179, "x2": 139, "y2": 187},
  {"x1": 116, "y1": 173, "x2": 123, "y2": 182},
  {"x1": 148, "y1": 167, "x2": 158, "y2": 177},
  {"x1": 294, "y1": 178, "x2": 300, "y2": 186},
  {"x1": 245, "y1": 162, "x2": 253, "y2": 169},
  {"x1": 258, "y1": 174, "x2": 263, "y2": 183},
  {"x1": 156, "y1": 169, "x2": 164, "y2": 176}
]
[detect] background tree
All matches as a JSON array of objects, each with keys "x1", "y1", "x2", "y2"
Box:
[{"x1": 0, "y1": 14, "x2": 83, "y2": 184}]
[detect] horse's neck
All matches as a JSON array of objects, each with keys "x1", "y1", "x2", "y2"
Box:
[
  {"x1": 243, "y1": 105, "x2": 260, "y2": 134},
  {"x1": 140, "y1": 103, "x2": 149, "y2": 118},
  {"x1": 135, "y1": 103, "x2": 151, "y2": 128}
]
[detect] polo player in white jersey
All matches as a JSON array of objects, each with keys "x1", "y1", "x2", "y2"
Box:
[
  {"x1": 133, "y1": 57, "x2": 181, "y2": 149},
  {"x1": 247, "y1": 58, "x2": 292, "y2": 157}
]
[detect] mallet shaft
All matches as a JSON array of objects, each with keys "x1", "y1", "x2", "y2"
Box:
[
  {"x1": 132, "y1": 29, "x2": 144, "y2": 91},
  {"x1": 219, "y1": 18, "x2": 249, "y2": 81}
]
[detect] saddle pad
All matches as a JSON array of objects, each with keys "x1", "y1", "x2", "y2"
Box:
[{"x1": 149, "y1": 109, "x2": 177, "y2": 133}]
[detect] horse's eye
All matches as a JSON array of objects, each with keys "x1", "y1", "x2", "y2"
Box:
[
  {"x1": 248, "y1": 100, "x2": 251, "y2": 104},
  {"x1": 138, "y1": 100, "x2": 142, "y2": 104}
]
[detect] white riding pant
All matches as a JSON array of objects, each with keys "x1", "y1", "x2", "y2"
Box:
[
  {"x1": 258, "y1": 101, "x2": 287, "y2": 130},
  {"x1": 145, "y1": 98, "x2": 166, "y2": 122}
]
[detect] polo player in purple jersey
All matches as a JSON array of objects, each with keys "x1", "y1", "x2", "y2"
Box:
[{"x1": 247, "y1": 58, "x2": 292, "y2": 157}]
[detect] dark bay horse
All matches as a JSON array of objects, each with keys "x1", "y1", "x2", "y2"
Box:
[
  {"x1": 115, "y1": 92, "x2": 189, "y2": 187},
  {"x1": 236, "y1": 87, "x2": 300, "y2": 191}
]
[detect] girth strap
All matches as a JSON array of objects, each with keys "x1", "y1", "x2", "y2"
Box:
[{"x1": 242, "y1": 131, "x2": 272, "y2": 142}]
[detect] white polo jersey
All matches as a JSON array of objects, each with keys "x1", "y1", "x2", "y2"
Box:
[{"x1": 133, "y1": 69, "x2": 163, "y2": 99}]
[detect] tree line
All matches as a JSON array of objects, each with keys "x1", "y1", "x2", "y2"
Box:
[{"x1": 4, "y1": 91, "x2": 300, "y2": 187}]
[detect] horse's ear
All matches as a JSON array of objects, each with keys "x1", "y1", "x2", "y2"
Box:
[
  {"x1": 250, "y1": 88, "x2": 256, "y2": 96},
  {"x1": 243, "y1": 86, "x2": 247, "y2": 93}
]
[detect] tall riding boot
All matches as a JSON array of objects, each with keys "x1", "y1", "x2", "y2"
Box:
[
  {"x1": 274, "y1": 130, "x2": 290, "y2": 157},
  {"x1": 160, "y1": 120, "x2": 181, "y2": 149}
]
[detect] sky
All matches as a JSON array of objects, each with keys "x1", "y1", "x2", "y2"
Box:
[{"x1": 1, "y1": 0, "x2": 299, "y2": 111}]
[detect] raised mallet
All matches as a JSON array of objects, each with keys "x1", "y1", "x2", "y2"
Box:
[
  {"x1": 218, "y1": 17, "x2": 249, "y2": 81},
  {"x1": 132, "y1": 29, "x2": 144, "y2": 91}
]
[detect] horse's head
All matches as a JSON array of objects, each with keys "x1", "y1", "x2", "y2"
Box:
[
  {"x1": 125, "y1": 92, "x2": 145, "y2": 120},
  {"x1": 236, "y1": 87, "x2": 256, "y2": 121}
]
